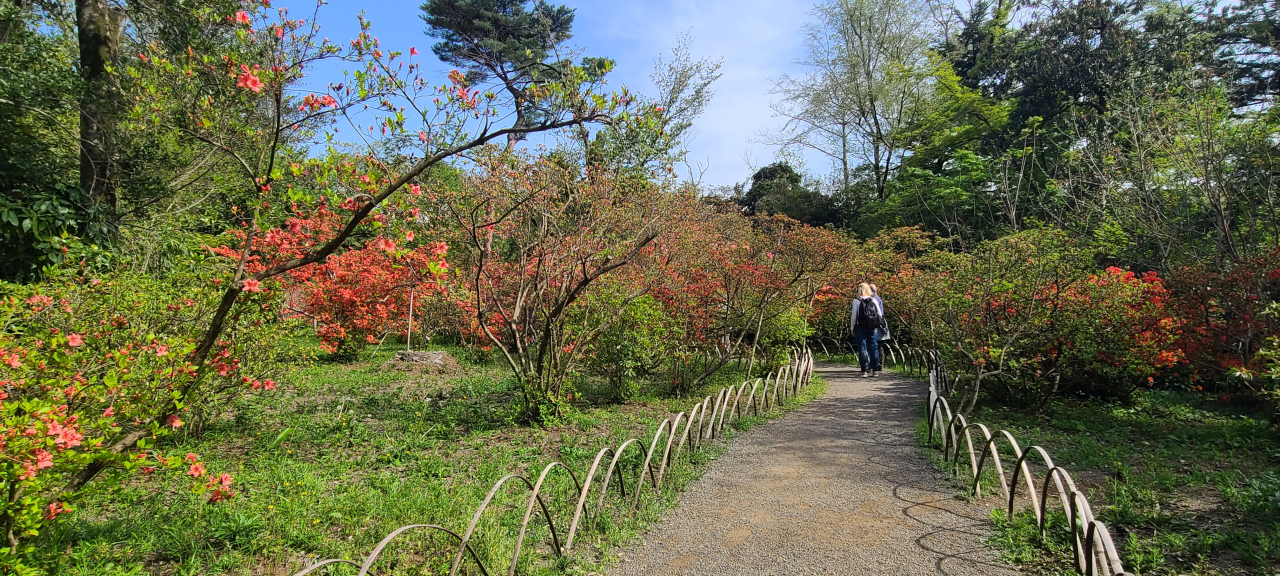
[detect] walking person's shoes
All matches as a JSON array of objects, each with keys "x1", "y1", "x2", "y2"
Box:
[
  {"x1": 871, "y1": 371, "x2": 879, "y2": 377},
  {"x1": 861, "y1": 371, "x2": 872, "y2": 378}
]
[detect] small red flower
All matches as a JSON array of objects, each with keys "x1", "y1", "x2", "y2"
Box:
[
  {"x1": 46, "y1": 502, "x2": 70, "y2": 520},
  {"x1": 35, "y1": 449, "x2": 53, "y2": 470},
  {"x1": 234, "y1": 11, "x2": 251, "y2": 25},
  {"x1": 236, "y1": 66, "x2": 264, "y2": 93}
]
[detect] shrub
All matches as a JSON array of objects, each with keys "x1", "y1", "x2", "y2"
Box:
[
  {"x1": 886, "y1": 229, "x2": 1181, "y2": 412},
  {"x1": 0, "y1": 266, "x2": 279, "y2": 565},
  {"x1": 215, "y1": 203, "x2": 449, "y2": 354},
  {"x1": 1166, "y1": 250, "x2": 1280, "y2": 387},
  {"x1": 584, "y1": 293, "x2": 679, "y2": 399}
]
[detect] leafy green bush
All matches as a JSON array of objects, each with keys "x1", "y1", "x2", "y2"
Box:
[
  {"x1": 0, "y1": 263, "x2": 289, "y2": 569},
  {"x1": 885, "y1": 229, "x2": 1181, "y2": 412},
  {"x1": 584, "y1": 294, "x2": 679, "y2": 399}
]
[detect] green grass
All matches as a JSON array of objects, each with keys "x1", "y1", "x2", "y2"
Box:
[
  {"x1": 918, "y1": 384, "x2": 1280, "y2": 576},
  {"x1": 39, "y1": 344, "x2": 825, "y2": 576}
]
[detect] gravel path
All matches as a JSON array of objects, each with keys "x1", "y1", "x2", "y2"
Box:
[{"x1": 607, "y1": 363, "x2": 1018, "y2": 576}]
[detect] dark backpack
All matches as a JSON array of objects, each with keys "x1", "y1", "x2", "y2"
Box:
[{"x1": 857, "y1": 297, "x2": 883, "y2": 329}]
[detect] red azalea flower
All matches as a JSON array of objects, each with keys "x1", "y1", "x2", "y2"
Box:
[{"x1": 236, "y1": 68, "x2": 264, "y2": 93}]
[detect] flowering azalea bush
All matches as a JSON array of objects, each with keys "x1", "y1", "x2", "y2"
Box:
[
  {"x1": 1166, "y1": 250, "x2": 1280, "y2": 386},
  {"x1": 435, "y1": 150, "x2": 685, "y2": 417},
  {"x1": 0, "y1": 267, "x2": 274, "y2": 563},
  {"x1": 647, "y1": 212, "x2": 845, "y2": 391},
  {"x1": 214, "y1": 201, "x2": 449, "y2": 354},
  {"x1": 884, "y1": 230, "x2": 1181, "y2": 412}
]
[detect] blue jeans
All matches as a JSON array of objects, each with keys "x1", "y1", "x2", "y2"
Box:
[{"x1": 853, "y1": 327, "x2": 881, "y2": 372}]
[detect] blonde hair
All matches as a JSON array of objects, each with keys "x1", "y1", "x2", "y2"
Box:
[{"x1": 856, "y1": 283, "x2": 873, "y2": 298}]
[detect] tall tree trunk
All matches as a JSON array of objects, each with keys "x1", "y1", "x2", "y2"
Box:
[{"x1": 77, "y1": 0, "x2": 122, "y2": 229}]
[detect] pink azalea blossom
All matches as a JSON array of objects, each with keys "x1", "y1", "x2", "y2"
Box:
[
  {"x1": 102, "y1": 406, "x2": 114, "y2": 417},
  {"x1": 187, "y1": 462, "x2": 206, "y2": 477},
  {"x1": 168, "y1": 415, "x2": 183, "y2": 429},
  {"x1": 26, "y1": 295, "x2": 52, "y2": 308},
  {"x1": 241, "y1": 278, "x2": 263, "y2": 293},
  {"x1": 35, "y1": 450, "x2": 53, "y2": 470},
  {"x1": 51, "y1": 422, "x2": 83, "y2": 450},
  {"x1": 236, "y1": 67, "x2": 264, "y2": 93},
  {"x1": 234, "y1": 11, "x2": 251, "y2": 25},
  {"x1": 185, "y1": 452, "x2": 199, "y2": 463},
  {"x1": 207, "y1": 473, "x2": 235, "y2": 502},
  {"x1": 410, "y1": 47, "x2": 419, "y2": 56},
  {"x1": 66, "y1": 334, "x2": 84, "y2": 347},
  {"x1": 46, "y1": 502, "x2": 69, "y2": 520}
]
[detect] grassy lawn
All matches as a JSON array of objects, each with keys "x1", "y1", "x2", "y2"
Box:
[
  {"x1": 42, "y1": 344, "x2": 824, "y2": 576},
  {"x1": 923, "y1": 388, "x2": 1280, "y2": 576}
]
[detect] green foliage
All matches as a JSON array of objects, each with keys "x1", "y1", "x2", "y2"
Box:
[
  {"x1": 0, "y1": 261, "x2": 292, "y2": 570},
  {"x1": 971, "y1": 391, "x2": 1280, "y2": 573},
  {"x1": 28, "y1": 346, "x2": 824, "y2": 575},
  {"x1": 886, "y1": 229, "x2": 1181, "y2": 412},
  {"x1": 737, "y1": 162, "x2": 833, "y2": 226},
  {"x1": 0, "y1": 4, "x2": 109, "y2": 281},
  {"x1": 584, "y1": 294, "x2": 679, "y2": 399},
  {"x1": 421, "y1": 0, "x2": 575, "y2": 78}
]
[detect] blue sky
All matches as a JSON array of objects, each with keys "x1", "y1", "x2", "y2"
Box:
[{"x1": 305, "y1": 0, "x2": 817, "y2": 187}]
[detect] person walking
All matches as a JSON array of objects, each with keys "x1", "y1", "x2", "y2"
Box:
[
  {"x1": 870, "y1": 283, "x2": 890, "y2": 342},
  {"x1": 850, "y1": 282, "x2": 885, "y2": 377}
]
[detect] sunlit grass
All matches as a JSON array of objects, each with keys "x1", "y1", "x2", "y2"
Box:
[
  {"x1": 43, "y1": 343, "x2": 823, "y2": 575},
  {"x1": 917, "y1": 380, "x2": 1280, "y2": 576}
]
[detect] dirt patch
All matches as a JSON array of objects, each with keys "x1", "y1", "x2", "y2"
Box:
[
  {"x1": 382, "y1": 350, "x2": 464, "y2": 376},
  {"x1": 378, "y1": 351, "x2": 466, "y2": 398}
]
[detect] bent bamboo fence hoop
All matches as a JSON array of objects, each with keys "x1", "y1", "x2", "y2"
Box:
[
  {"x1": 905, "y1": 350, "x2": 1131, "y2": 576},
  {"x1": 289, "y1": 348, "x2": 816, "y2": 576}
]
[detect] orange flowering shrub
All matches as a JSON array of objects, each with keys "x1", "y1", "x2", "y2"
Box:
[
  {"x1": 882, "y1": 230, "x2": 1182, "y2": 412},
  {"x1": 1166, "y1": 250, "x2": 1280, "y2": 386},
  {"x1": 0, "y1": 268, "x2": 274, "y2": 561}
]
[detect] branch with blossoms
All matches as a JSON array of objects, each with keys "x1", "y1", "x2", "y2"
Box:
[
  {"x1": 648, "y1": 211, "x2": 842, "y2": 390},
  {"x1": 0, "y1": 269, "x2": 262, "y2": 555},
  {"x1": 435, "y1": 150, "x2": 681, "y2": 419},
  {"x1": 66, "y1": 0, "x2": 627, "y2": 491}
]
